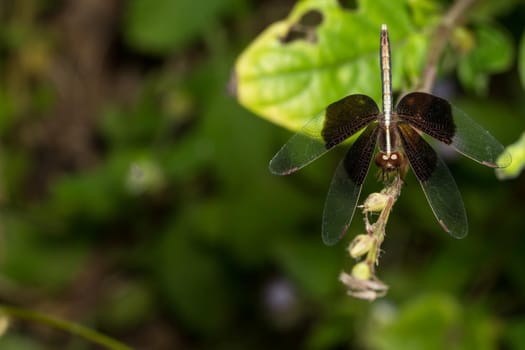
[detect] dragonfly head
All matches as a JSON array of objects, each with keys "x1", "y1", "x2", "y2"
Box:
[
  {"x1": 375, "y1": 151, "x2": 403, "y2": 170},
  {"x1": 375, "y1": 151, "x2": 409, "y2": 182}
]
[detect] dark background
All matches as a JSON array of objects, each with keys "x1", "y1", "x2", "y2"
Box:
[{"x1": 0, "y1": 0, "x2": 524, "y2": 349}]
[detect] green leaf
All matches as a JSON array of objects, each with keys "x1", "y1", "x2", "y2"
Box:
[
  {"x1": 458, "y1": 24, "x2": 513, "y2": 95},
  {"x1": 234, "y1": 0, "x2": 436, "y2": 131},
  {"x1": 496, "y1": 131, "x2": 525, "y2": 180}
]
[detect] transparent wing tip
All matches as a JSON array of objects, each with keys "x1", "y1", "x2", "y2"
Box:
[
  {"x1": 268, "y1": 158, "x2": 299, "y2": 176},
  {"x1": 322, "y1": 224, "x2": 349, "y2": 246},
  {"x1": 321, "y1": 235, "x2": 339, "y2": 246},
  {"x1": 439, "y1": 219, "x2": 468, "y2": 239}
]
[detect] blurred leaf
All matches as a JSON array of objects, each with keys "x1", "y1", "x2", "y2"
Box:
[
  {"x1": 98, "y1": 281, "x2": 155, "y2": 330},
  {"x1": 364, "y1": 294, "x2": 498, "y2": 350},
  {"x1": 0, "y1": 334, "x2": 43, "y2": 350},
  {"x1": 162, "y1": 135, "x2": 214, "y2": 182},
  {"x1": 273, "y1": 239, "x2": 341, "y2": 298},
  {"x1": 153, "y1": 227, "x2": 233, "y2": 334},
  {"x1": 48, "y1": 157, "x2": 128, "y2": 223},
  {"x1": 1, "y1": 218, "x2": 88, "y2": 290},
  {"x1": 458, "y1": 24, "x2": 513, "y2": 95},
  {"x1": 496, "y1": 131, "x2": 525, "y2": 180},
  {"x1": 520, "y1": 29, "x2": 525, "y2": 90},
  {"x1": 307, "y1": 323, "x2": 350, "y2": 350},
  {"x1": 124, "y1": 0, "x2": 239, "y2": 54},
  {"x1": 463, "y1": 306, "x2": 500, "y2": 350},
  {"x1": 46, "y1": 147, "x2": 168, "y2": 227},
  {"x1": 398, "y1": 31, "x2": 430, "y2": 87},
  {"x1": 234, "y1": 0, "x2": 436, "y2": 131},
  {"x1": 408, "y1": 0, "x2": 442, "y2": 28},
  {"x1": 100, "y1": 98, "x2": 164, "y2": 149},
  {"x1": 469, "y1": 0, "x2": 521, "y2": 21},
  {"x1": 0, "y1": 88, "x2": 15, "y2": 133},
  {"x1": 504, "y1": 318, "x2": 525, "y2": 349}
]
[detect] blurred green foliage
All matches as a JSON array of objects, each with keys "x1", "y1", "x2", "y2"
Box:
[
  {"x1": 124, "y1": 0, "x2": 247, "y2": 54},
  {"x1": 457, "y1": 23, "x2": 513, "y2": 95},
  {"x1": 520, "y1": 28, "x2": 525, "y2": 95},
  {"x1": 0, "y1": 0, "x2": 523, "y2": 349},
  {"x1": 363, "y1": 295, "x2": 498, "y2": 350}
]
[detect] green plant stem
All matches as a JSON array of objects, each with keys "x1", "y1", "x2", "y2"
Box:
[{"x1": 0, "y1": 305, "x2": 133, "y2": 350}]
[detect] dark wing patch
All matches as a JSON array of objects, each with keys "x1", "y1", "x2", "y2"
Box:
[
  {"x1": 397, "y1": 124, "x2": 437, "y2": 182},
  {"x1": 322, "y1": 94, "x2": 379, "y2": 149},
  {"x1": 343, "y1": 123, "x2": 379, "y2": 185},
  {"x1": 396, "y1": 92, "x2": 455, "y2": 145}
]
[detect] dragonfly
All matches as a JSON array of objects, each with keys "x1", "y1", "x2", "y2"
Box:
[{"x1": 269, "y1": 24, "x2": 511, "y2": 246}]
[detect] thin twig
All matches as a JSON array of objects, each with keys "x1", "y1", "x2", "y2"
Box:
[
  {"x1": 365, "y1": 175, "x2": 403, "y2": 273},
  {"x1": 0, "y1": 306, "x2": 133, "y2": 350},
  {"x1": 420, "y1": 0, "x2": 476, "y2": 92}
]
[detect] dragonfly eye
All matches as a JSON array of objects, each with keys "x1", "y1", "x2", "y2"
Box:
[{"x1": 375, "y1": 152, "x2": 403, "y2": 170}]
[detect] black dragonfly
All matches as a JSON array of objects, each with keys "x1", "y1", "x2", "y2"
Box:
[{"x1": 269, "y1": 24, "x2": 511, "y2": 245}]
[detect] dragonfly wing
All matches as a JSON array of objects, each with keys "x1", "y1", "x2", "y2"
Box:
[
  {"x1": 269, "y1": 112, "x2": 328, "y2": 175},
  {"x1": 397, "y1": 92, "x2": 510, "y2": 168},
  {"x1": 322, "y1": 124, "x2": 379, "y2": 245},
  {"x1": 450, "y1": 105, "x2": 511, "y2": 168},
  {"x1": 269, "y1": 94, "x2": 379, "y2": 175},
  {"x1": 398, "y1": 124, "x2": 468, "y2": 238}
]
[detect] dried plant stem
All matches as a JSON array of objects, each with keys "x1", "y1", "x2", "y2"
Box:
[
  {"x1": 365, "y1": 176, "x2": 404, "y2": 273},
  {"x1": 340, "y1": 175, "x2": 404, "y2": 300},
  {"x1": 420, "y1": 0, "x2": 476, "y2": 93}
]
